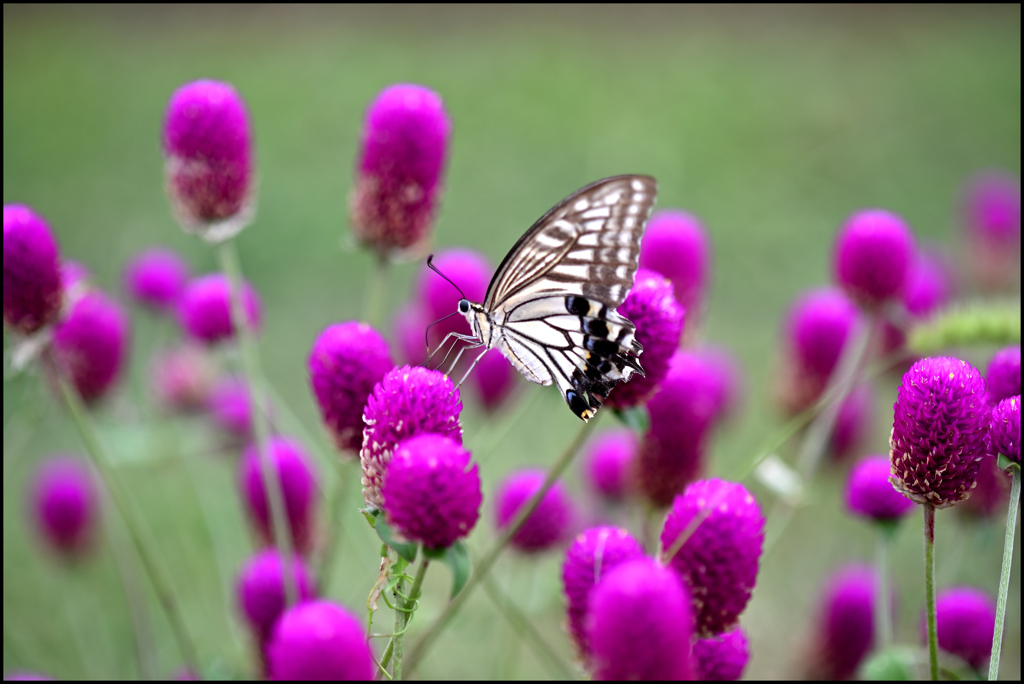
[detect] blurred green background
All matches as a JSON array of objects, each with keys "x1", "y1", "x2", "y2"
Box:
[{"x1": 3, "y1": 4, "x2": 1020, "y2": 680}]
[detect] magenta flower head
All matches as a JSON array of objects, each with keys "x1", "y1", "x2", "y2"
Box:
[
  {"x1": 360, "y1": 365, "x2": 462, "y2": 510},
  {"x1": 241, "y1": 437, "x2": 317, "y2": 555},
  {"x1": 890, "y1": 356, "x2": 989, "y2": 507},
  {"x1": 163, "y1": 80, "x2": 254, "y2": 241},
  {"x1": 52, "y1": 290, "x2": 130, "y2": 403},
  {"x1": 381, "y1": 434, "x2": 481, "y2": 549},
  {"x1": 495, "y1": 469, "x2": 575, "y2": 553},
  {"x1": 561, "y1": 526, "x2": 645, "y2": 663},
  {"x1": 604, "y1": 269, "x2": 685, "y2": 409},
  {"x1": 582, "y1": 428, "x2": 637, "y2": 503},
  {"x1": 846, "y1": 454, "x2": 915, "y2": 523},
  {"x1": 351, "y1": 84, "x2": 451, "y2": 258},
  {"x1": 638, "y1": 210, "x2": 711, "y2": 326},
  {"x1": 469, "y1": 348, "x2": 517, "y2": 412},
  {"x1": 267, "y1": 600, "x2": 375, "y2": 681},
  {"x1": 308, "y1": 321, "x2": 394, "y2": 454},
  {"x1": 178, "y1": 273, "x2": 261, "y2": 344},
  {"x1": 988, "y1": 396, "x2": 1020, "y2": 464},
  {"x1": 833, "y1": 209, "x2": 915, "y2": 309},
  {"x1": 151, "y1": 344, "x2": 217, "y2": 413},
  {"x1": 693, "y1": 627, "x2": 749, "y2": 681},
  {"x1": 807, "y1": 565, "x2": 876, "y2": 680},
  {"x1": 693, "y1": 344, "x2": 743, "y2": 423},
  {"x1": 986, "y1": 345, "x2": 1021, "y2": 404},
  {"x1": 3, "y1": 205, "x2": 63, "y2": 335},
  {"x1": 31, "y1": 456, "x2": 97, "y2": 558},
  {"x1": 929, "y1": 587, "x2": 996, "y2": 670},
  {"x1": 207, "y1": 376, "x2": 255, "y2": 439},
  {"x1": 586, "y1": 557, "x2": 694, "y2": 680},
  {"x1": 124, "y1": 248, "x2": 190, "y2": 312},
  {"x1": 829, "y1": 383, "x2": 874, "y2": 462},
  {"x1": 963, "y1": 170, "x2": 1021, "y2": 247},
  {"x1": 660, "y1": 479, "x2": 764, "y2": 637},
  {"x1": 61, "y1": 260, "x2": 91, "y2": 293},
  {"x1": 393, "y1": 302, "x2": 431, "y2": 366},
  {"x1": 237, "y1": 549, "x2": 315, "y2": 643}
]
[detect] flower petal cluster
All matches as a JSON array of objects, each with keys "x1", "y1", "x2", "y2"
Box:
[
  {"x1": 889, "y1": 356, "x2": 989, "y2": 507},
  {"x1": 931, "y1": 587, "x2": 996, "y2": 670},
  {"x1": 52, "y1": 291, "x2": 130, "y2": 403},
  {"x1": 988, "y1": 395, "x2": 1020, "y2": 464},
  {"x1": 660, "y1": 479, "x2": 764, "y2": 637},
  {"x1": 833, "y1": 208, "x2": 915, "y2": 308},
  {"x1": 4, "y1": 205, "x2": 64, "y2": 335},
  {"x1": 692, "y1": 627, "x2": 749, "y2": 681},
  {"x1": 31, "y1": 456, "x2": 97, "y2": 558},
  {"x1": 267, "y1": 601, "x2": 375, "y2": 680},
  {"x1": 637, "y1": 210, "x2": 710, "y2": 326},
  {"x1": 582, "y1": 428, "x2": 637, "y2": 503},
  {"x1": 241, "y1": 437, "x2": 317, "y2": 555},
  {"x1": 807, "y1": 565, "x2": 876, "y2": 680},
  {"x1": 381, "y1": 434, "x2": 481, "y2": 549},
  {"x1": 178, "y1": 274, "x2": 261, "y2": 344},
  {"x1": 124, "y1": 248, "x2": 190, "y2": 312},
  {"x1": 986, "y1": 345, "x2": 1020, "y2": 404},
  {"x1": 308, "y1": 321, "x2": 394, "y2": 454},
  {"x1": 845, "y1": 454, "x2": 915, "y2": 522},
  {"x1": 360, "y1": 365, "x2": 462, "y2": 509},
  {"x1": 494, "y1": 469, "x2": 575, "y2": 552},
  {"x1": 963, "y1": 170, "x2": 1021, "y2": 246},
  {"x1": 207, "y1": 377, "x2": 255, "y2": 439},
  {"x1": 237, "y1": 550, "x2": 315, "y2": 643},
  {"x1": 151, "y1": 344, "x2": 217, "y2": 413}
]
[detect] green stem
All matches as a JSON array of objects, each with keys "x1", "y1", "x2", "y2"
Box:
[
  {"x1": 362, "y1": 255, "x2": 391, "y2": 330},
  {"x1": 381, "y1": 558, "x2": 430, "y2": 679},
  {"x1": 217, "y1": 240, "x2": 297, "y2": 606},
  {"x1": 988, "y1": 465, "x2": 1020, "y2": 681},
  {"x1": 924, "y1": 503, "x2": 939, "y2": 681},
  {"x1": 876, "y1": 527, "x2": 892, "y2": 649},
  {"x1": 404, "y1": 419, "x2": 592, "y2": 676},
  {"x1": 106, "y1": 520, "x2": 156, "y2": 680}
]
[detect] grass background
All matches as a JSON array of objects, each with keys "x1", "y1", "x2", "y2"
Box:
[{"x1": 3, "y1": 4, "x2": 1020, "y2": 679}]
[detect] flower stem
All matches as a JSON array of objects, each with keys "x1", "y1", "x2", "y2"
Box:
[
  {"x1": 362, "y1": 255, "x2": 391, "y2": 330},
  {"x1": 217, "y1": 240, "x2": 297, "y2": 606},
  {"x1": 105, "y1": 520, "x2": 157, "y2": 680},
  {"x1": 924, "y1": 503, "x2": 939, "y2": 681},
  {"x1": 381, "y1": 558, "x2": 430, "y2": 679},
  {"x1": 404, "y1": 419, "x2": 592, "y2": 676},
  {"x1": 988, "y1": 464, "x2": 1020, "y2": 681},
  {"x1": 876, "y1": 526, "x2": 893, "y2": 649}
]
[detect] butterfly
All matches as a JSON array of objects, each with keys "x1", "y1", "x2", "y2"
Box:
[{"x1": 436, "y1": 175, "x2": 657, "y2": 422}]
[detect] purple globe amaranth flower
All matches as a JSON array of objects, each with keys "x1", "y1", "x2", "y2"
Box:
[
  {"x1": 3, "y1": 205, "x2": 63, "y2": 335},
  {"x1": 31, "y1": 456, "x2": 97, "y2": 558},
  {"x1": 207, "y1": 376, "x2": 255, "y2": 439},
  {"x1": 163, "y1": 80, "x2": 254, "y2": 241},
  {"x1": 693, "y1": 627, "x2": 749, "y2": 681},
  {"x1": 469, "y1": 348, "x2": 517, "y2": 412},
  {"x1": 393, "y1": 302, "x2": 430, "y2": 367},
  {"x1": 988, "y1": 395, "x2": 1020, "y2": 464},
  {"x1": 604, "y1": 269, "x2": 685, "y2": 409},
  {"x1": 308, "y1": 321, "x2": 394, "y2": 454},
  {"x1": 586, "y1": 557, "x2": 694, "y2": 680},
  {"x1": 381, "y1": 434, "x2": 481, "y2": 549},
  {"x1": 178, "y1": 273, "x2": 261, "y2": 344},
  {"x1": 51, "y1": 290, "x2": 130, "y2": 403},
  {"x1": 777, "y1": 287, "x2": 860, "y2": 414},
  {"x1": 889, "y1": 356, "x2": 989, "y2": 508},
  {"x1": 241, "y1": 437, "x2": 318, "y2": 555},
  {"x1": 350, "y1": 84, "x2": 451, "y2": 257},
  {"x1": 495, "y1": 469, "x2": 575, "y2": 553},
  {"x1": 963, "y1": 170, "x2": 1021, "y2": 247},
  {"x1": 807, "y1": 565, "x2": 876, "y2": 680},
  {"x1": 846, "y1": 454, "x2": 915, "y2": 522},
  {"x1": 582, "y1": 428, "x2": 637, "y2": 503},
  {"x1": 360, "y1": 365, "x2": 462, "y2": 510},
  {"x1": 930, "y1": 587, "x2": 996, "y2": 670},
  {"x1": 879, "y1": 248, "x2": 957, "y2": 361},
  {"x1": 638, "y1": 210, "x2": 710, "y2": 328},
  {"x1": 660, "y1": 479, "x2": 764, "y2": 637},
  {"x1": 60, "y1": 260, "x2": 92, "y2": 307},
  {"x1": 124, "y1": 248, "x2": 190, "y2": 312},
  {"x1": 562, "y1": 526, "x2": 645, "y2": 663},
  {"x1": 693, "y1": 344, "x2": 743, "y2": 423},
  {"x1": 833, "y1": 208, "x2": 915, "y2": 309},
  {"x1": 151, "y1": 344, "x2": 217, "y2": 413},
  {"x1": 829, "y1": 382, "x2": 874, "y2": 463},
  {"x1": 238, "y1": 549, "x2": 315, "y2": 643},
  {"x1": 267, "y1": 600, "x2": 375, "y2": 681},
  {"x1": 986, "y1": 345, "x2": 1021, "y2": 404}
]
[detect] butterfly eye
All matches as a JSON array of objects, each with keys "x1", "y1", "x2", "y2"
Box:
[{"x1": 458, "y1": 299, "x2": 470, "y2": 314}]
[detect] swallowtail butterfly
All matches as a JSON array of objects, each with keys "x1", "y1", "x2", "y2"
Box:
[{"x1": 441, "y1": 175, "x2": 657, "y2": 422}]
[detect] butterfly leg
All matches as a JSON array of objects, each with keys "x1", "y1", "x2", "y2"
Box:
[
  {"x1": 444, "y1": 339, "x2": 484, "y2": 385},
  {"x1": 427, "y1": 331, "x2": 481, "y2": 370},
  {"x1": 454, "y1": 346, "x2": 491, "y2": 389}
]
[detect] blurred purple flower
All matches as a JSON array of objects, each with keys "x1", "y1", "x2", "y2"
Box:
[
  {"x1": 929, "y1": 587, "x2": 996, "y2": 670},
  {"x1": 581, "y1": 428, "x2": 637, "y2": 503},
  {"x1": 829, "y1": 383, "x2": 874, "y2": 463},
  {"x1": 879, "y1": 248, "x2": 957, "y2": 361},
  {"x1": 807, "y1": 565, "x2": 876, "y2": 680},
  {"x1": 60, "y1": 260, "x2": 91, "y2": 294},
  {"x1": 693, "y1": 344, "x2": 743, "y2": 423},
  {"x1": 693, "y1": 627, "x2": 749, "y2": 681},
  {"x1": 845, "y1": 454, "x2": 915, "y2": 523},
  {"x1": 495, "y1": 469, "x2": 575, "y2": 553},
  {"x1": 393, "y1": 302, "x2": 431, "y2": 367},
  {"x1": 986, "y1": 345, "x2": 1021, "y2": 404},
  {"x1": 957, "y1": 455, "x2": 1011, "y2": 518},
  {"x1": 238, "y1": 549, "x2": 315, "y2": 644},
  {"x1": 469, "y1": 348, "x2": 517, "y2": 412},
  {"x1": 638, "y1": 209, "x2": 710, "y2": 327},
  {"x1": 241, "y1": 437, "x2": 318, "y2": 555},
  {"x1": 988, "y1": 395, "x2": 1020, "y2": 464},
  {"x1": 3, "y1": 204, "x2": 63, "y2": 335},
  {"x1": 31, "y1": 456, "x2": 97, "y2": 558},
  {"x1": 267, "y1": 600, "x2": 375, "y2": 680},
  {"x1": 207, "y1": 376, "x2": 255, "y2": 440},
  {"x1": 124, "y1": 248, "x2": 190, "y2": 312},
  {"x1": 963, "y1": 170, "x2": 1021, "y2": 247},
  {"x1": 151, "y1": 344, "x2": 217, "y2": 413},
  {"x1": 178, "y1": 274, "x2": 261, "y2": 345},
  {"x1": 52, "y1": 290, "x2": 130, "y2": 403},
  {"x1": 833, "y1": 208, "x2": 915, "y2": 309}
]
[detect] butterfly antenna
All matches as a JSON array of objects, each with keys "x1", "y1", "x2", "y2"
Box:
[{"x1": 426, "y1": 254, "x2": 467, "y2": 299}]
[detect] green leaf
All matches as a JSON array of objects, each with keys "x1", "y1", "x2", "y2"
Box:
[
  {"x1": 614, "y1": 405, "x2": 650, "y2": 433},
  {"x1": 997, "y1": 454, "x2": 1020, "y2": 472},
  {"x1": 375, "y1": 516, "x2": 418, "y2": 563},
  {"x1": 424, "y1": 541, "x2": 472, "y2": 598},
  {"x1": 362, "y1": 507, "x2": 380, "y2": 529},
  {"x1": 859, "y1": 646, "x2": 916, "y2": 680},
  {"x1": 908, "y1": 300, "x2": 1021, "y2": 354}
]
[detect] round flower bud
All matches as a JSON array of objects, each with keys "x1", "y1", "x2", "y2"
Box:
[
  {"x1": 963, "y1": 170, "x2": 1021, "y2": 247},
  {"x1": 360, "y1": 365, "x2": 462, "y2": 510},
  {"x1": 52, "y1": 290, "x2": 130, "y2": 403},
  {"x1": 693, "y1": 344, "x2": 743, "y2": 424},
  {"x1": 241, "y1": 437, "x2": 317, "y2": 555},
  {"x1": 31, "y1": 456, "x2": 97, "y2": 558},
  {"x1": 495, "y1": 469, "x2": 575, "y2": 553},
  {"x1": 845, "y1": 454, "x2": 915, "y2": 522},
  {"x1": 986, "y1": 345, "x2": 1021, "y2": 404},
  {"x1": 833, "y1": 209, "x2": 915, "y2": 308},
  {"x1": 3, "y1": 204, "x2": 63, "y2": 335},
  {"x1": 582, "y1": 428, "x2": 637, "y2": 503},
  {"x1": 151, "y1": 344, "x2": 217, "y2": 413},
  {"x1": 586, "y1": 557, "x2": 694, "y2": 680},
  {"x1": 381, "y1": 434, "x2": 481, "y2": 549},
  {"x1": 638, "y1": 210, "x2": 711, "y2": 327},
  {"x1": 207, "y1": 376, "x2": 255, "y2": 439},
  {"x1": 237, "y1": 550, "x2": 315, "y2": 643},
  {"x1": 890, "y1": 357, "x2": 989, "y2": 508},
  {"x1": 60, "y1": 260, "x2": 92, "y2": 308},
  {"x1": 829, "y1": 382, "x2": 874, "y2": 463},
  {"x1": 807, "y1": 565, "x2": 876, "y2": 680},
  {"x1": 660, "y1": 479, "x2": 764, "y2": 637},
  {"x1": 693, "y1": 627, "x2": 749, "y2": 681},
  {"x1": 988, "y1": 396, "x2": 1020, "y2": 464},
  {"x1": 930, "y1": 587, "x2": 996, "y2": 670},
  {"x1": 351, "y1": 84, "x2": 451, "y2": 257},
  {"x1": 469, "y1": 348, "x2": 517, "y2": 412},
  {"x1": 308, "y1": 321, "x2": 394, "y2": 454},
  {"x1": 604, "y1": 269, "x2": 685, "y2": 409},
  {"x1": 163, "y1": 80, "x2": 254, "y2": 241},
  {"x1": 393, "y1": 302, "x2": 430, "y2": 367},
  {"x1": 267, "y1": 600, "x2": 375, "y2": 681},
  {"x1": 561, "y1": 527, "x2": 645, "y2": 663},
  {"x1": 124, "y1": 248, "x2": 190, "y2": 312},
  {"x1": 178, "y1": 274, "x2": 261, "y2": 344}
]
